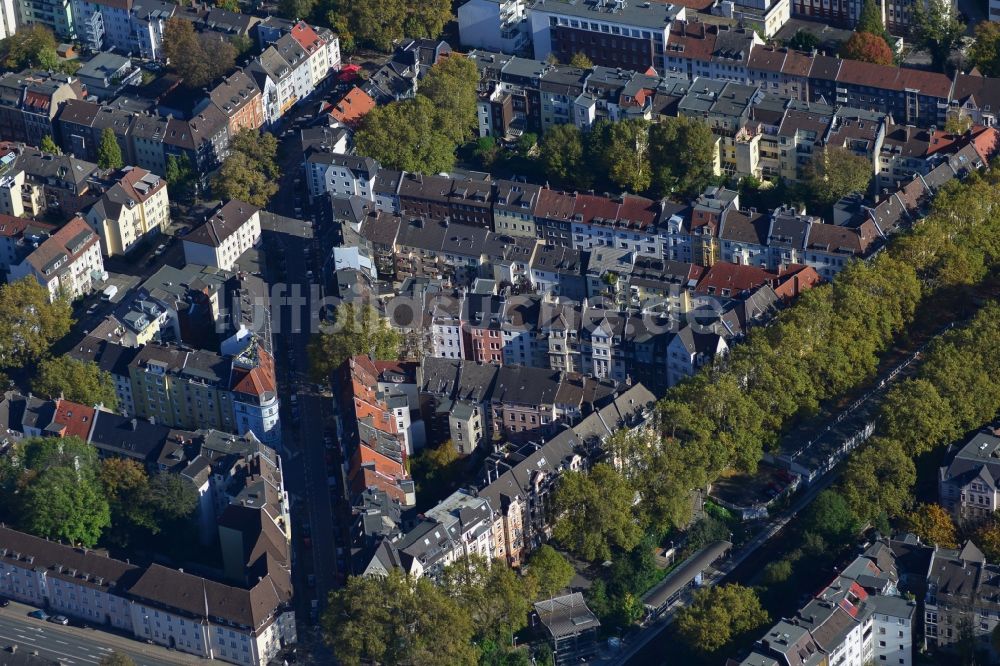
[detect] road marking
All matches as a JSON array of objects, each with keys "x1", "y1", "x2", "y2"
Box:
[
  {"x1": 55, "y1": 638, "x2": 68, "y2": 644},
  {"x1": 16, "y1": 633, "x2": 36, "y2": 641},
  {"x1": 0, "y1": 633, "x2": 99, "y2": 664}
]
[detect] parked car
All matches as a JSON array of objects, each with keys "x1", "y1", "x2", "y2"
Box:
[
  {"x1": 154, "y1": 243, "x2": 167, "y2": 256},
  {"x1": 48, "y1": 615, "x2": 69, "y2": 625},
  {"x1": 307, "y1": 574, "x2": 316, "y2": 587},
  {"x1": 0, "y1": 597, "x2": 9, "y2": 607},
  {"x1": 28, "y1": 610, "x2": 49, "y2": 620}
]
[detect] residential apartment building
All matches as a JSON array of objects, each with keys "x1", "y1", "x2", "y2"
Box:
[
  {"x1": 18, "y1": 0, "x2": 75, "y2": 38},
  {"x1": 925, "y1": 541, "x2": 1000, "y2": 661},
  {"x1": 939, "y1": 429, "x2": 1000, "y2": 524},
  {"x1": 528, "y1": 0, "x2": 686, "y2": 71},
  {"x1": 739, "y1": 540, "x2": 916, "y2": 666},
  {"x1": 200, "y1": 70, "x2": 265, "y2": 136},
  {"x1": 9, "y1": 215, "x2": 104, "y2": 301},
  {"x1": 0, "y1": 0, "x2": 15, "y2": 39},
  {"x1": 458, "y1": 0, "x2": 530, "y2": 54},
  {"x1": 0, "y1": 526, "x2": 295, "y2": 666},
  {"x1": 85, "y1": 166, "x2": 169, "y2": 256},
  {"x1": 182, "y1": 200, "x2": 261, "y2": 271},
  {"x1": 0, "y1": 71, "x2": 86, "y2": 147}
]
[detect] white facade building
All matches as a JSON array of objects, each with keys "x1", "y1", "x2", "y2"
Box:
[
  {"x1": 10, "y1": 215, "x2": 105, "y2": 301},
  {"x1": 458, "y1": 0, "x2": 529, "y2": 54},
  {"x1": 182, "y1": 200, "x2": 261, "y2": 271}
]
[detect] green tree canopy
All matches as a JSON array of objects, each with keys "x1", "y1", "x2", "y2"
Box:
[
  {"x1": 97, "y1": 127, "x2": 123, "y2": 170},
  {"x1": 355, "y1": 95, "x2": 456, "y2": 174},
  {"x1": 911, "y1": 0, "x2": 965, "y2": 70},
  {"x1": 0, "y1": 278, "x2": 72, "y2": 369},
  {"x1": 278, "y1": 0, "x2": 316, "y2": 20},
  {"x1": 650, "y1": 115, "x2": 717, "y2": 197},
  {"x1": 878, "y1": 378, "x2": 957, "y2": 456},
  {"x1": 842, "y1": 437, "x2": 916, "y2": 522},
  {"x1": 803, "y1": 489, "x2": 859, "y2": 543},
  {"x1": 441, "y1": 556, "x2": 537, "y2": 645},
  {"x1": 676, "y1": 584, "x2": 769, "y2": 654},
  {"x1": 212, "y1": 129, "x2": 281, "y2": 206},
  {"x1": 786, "y1": 30, "x2": 819, "y2": 51},
  {"x1": 856, "y1": 0, "x2": 889, "y2": 42},
  {"x1": 323, "y1": 569, "x2": 478, "y2": 666},
  {"x1": 40, "y1": 135, "x2": 60, "y2": 155},
  {"x1": 903, "y1": 503, "x2": 958, "y2": 548},
  {"x1": 147, "y1": 473, "x2": 199, "y2": 521},
  {"x1": 569, "y1": 52, "x2": 594, "y2": 69},
  {"x1": 163, "y1": 18, "x2": 236, "y2": 88},
  {"x1": 308, "y1": 303, "x2": 402, "y2": 382},
  {"x1": 418, "y1": 55, "x2": 480, "y2": 146},
  {"x1": 526, "y1": 544, "x2": 575, "y2": 599},
  {"x1": 605, "y1": 118, "x2": 652, "y2": 193},
  {"x1": 0, "y1": 25, "x2": 59, "y2": 70},
  {"x1": 969, "y1": 21, "x2": 1000, "y2": 76},
  {"x1": 22, "y1": 466, "x2": 110, "y2": 547},
  {"x1": 552, "y1": 463, "x2": 642, "y2": 562},
  {"x1": 165, "y1": 153, "x2": 197, "y2": 202},
  {"x1": 803, "y1": 146, "x2": 873, "y2": 206},
  {"x1": 540, "y1": 123, "x2": 590, "y2": 189},
  {"x1": 32, "y1": 356, "x2": 118, "y2": 409}
]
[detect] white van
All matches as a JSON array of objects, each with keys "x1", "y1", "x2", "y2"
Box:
[{"x1": 101, "y1": 285, "x2": 118, "y2": 301}]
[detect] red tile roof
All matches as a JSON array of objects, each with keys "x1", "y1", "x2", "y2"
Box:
[
  {"x1": 695, "y1": 262, "x2": 777, "y2": 295},
  {"x1": 54, "y1": 399, "x2": 96, "y2": 440},
  {"x1": 289, "y1": 21, "x2": 321, "y2": 54},
  {"x1": 328, "y1": 87, "x2": 376, "y2": 125}
]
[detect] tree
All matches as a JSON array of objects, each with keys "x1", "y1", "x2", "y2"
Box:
[
  {"x1": 857, "y1": 0, "x2": 889, "y2": 43},
  {"x1": 878, "y1": 378, "x2": 957, "y2": 456},
  {"x1": 840, "y1": 32, "x2": 895, "y2": 65},
  {"x1": 147, "y1": 473, "x2": 198, "y2": 521},
  {"x1": 803, "y1": 489, "x2": 859, "y2": 543},
  {"x1": 0, "y1": 278, "x2": 72, "y2": 369},
  {"x1": 803, "y1": 146, "x2": 872, "y2": 206},
  {"x1": 675, "y1": 584, "x2": 769, "y2": 654},
  {"x1": 650, "y1": 115, "x2": 717, "y2": 197},
  {"x1": 903, "y1": 504, "x2": 958, "y2": 548},
  {"x1": 278, "y1": 0, "x2": 317, "y2": 20},
  {"x1": 569, "y1": 52, "x2": 593, "y2": 69},
  {"x1": 410, "y1": 440, "x2": 462, "y2": 499},
  {"x1": 762, "y1": 558, "x2": 794, "y2": 585},
  {"x1": 32, "y1": 357, "x2": 118, "y2": 409},
  {"x1": 99, "y1": 653, "x2": 136, "y2": 666},
  {"x1": 97, "y1": 127, "x2": 123, "y2": 170},
  {"x1": 0, "y1": 25, "x2": 59, "y2": 71},
  {"x1": 163, "y1": 18, "x2": 236, "y2": 88},
  {"x1": 976, "y1": 519, "x2": 1000, "y2": 561},
  {"x1": 526, "y1": 545, "x2": 575, "y2": 599},
  {"x1": 911, "y1": 0, "x2": 965, "y2": 70},
  {"x1": 969, "y1": 21, "x2": 1000, "y2": 76},
  {"x1": 842, "y1": 438, "x2": 916, "y2": 523},
  {"x1": 308, "y1": 303, "x2": 401, "y2": 381},
  {"x1": 212, "y1": 129, "x2": 281, "y2": 206},
  {"x1": 323, "y1": 569, "x2": 479, "y2": 666},
  {"x1": 944, "y1": 110, "x2": 973, "y2": 135},
  {"x1": 552, "y1": 464, "x2": 642, "y2": 562},
  {"x1": 517, "y1": 132, "x2": 538, "y2": 158},
  {"x1": 441, "y1": 556, "x2": 536, "y2": 645},
  {"x1": 40, "y1": 135, "x2": 60, "y2": 155},
  {"x1": 215, "y1": 0, "x2": 239, "y2": 11},
  {"x1": 685, "y1": 515, "x2": 731, "y2": 552},
  {"x1": 21, "y1": 466, "x2": 110, "y2": 547},
  {"x1": 473, "y1": 136, "x2": 499, "y2": 167},
  {"x1": 165, "y1": 153, "x2": 196, "y2": 202},
  {"x1": 355, "y1": 96, "x2": 456, "y2": 174},
  {"x1": 786, "y1": 30, "x2": 819, "y2": 52},
  {"x1": 99, "y1": 458, "x2": 158, "y2": 540},
  {"x1": 540, "y1": 123, "x2": 589, "y2": 189},
  {"x1": 418, "y1": 55, "x2": 480, "y2": 147},
  {"x1": 604, "y1": 119, "x2": 651, "y2": 193}
]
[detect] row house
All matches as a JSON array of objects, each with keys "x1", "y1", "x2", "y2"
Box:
[
  {"x1": 57, "y1": 99, "x2": 231, "y2": 177},
  {"x1": 126, "y1": 337, "x2": 280, "y2": 446},
  {"x1": 0, "y1": 526, "x2": 295, "y2": 666},
  {"x1": 0, "y1": 71, "x2": 86, "y2": 148},
  {"x1": 938, "y1": 428, "x2": 1000, "y2": 524},
  {"x1": 198, "y1": 70, "x2": 266, "y2": 136},
  {"x1": 182, "y1": 199, "x2": 262, "y2": 272},
  {"x1": 338, "y1": 355, "x2": 418, "y2": 506},
  {"x1": 924, "y1": 541, "x2": 1000, "y2": 661},
  {"x1": 0, "y1": 146, "x2": 101, "y2": 217},
  {"x1": 739, "y1": 540, "x2": 915, "y2": 666},
  {"x1": 9, "y1": 215, "x2": 104, "y2": 301},
  {"x1": 84, "y1": 166, "x2": 169, "y2": 257},
  {"x1": 247, "y1": 21, "x2": 340, "y2": 125},
  {"x1": 663, "y1": 21, "x2": 764, "y2": 83}
]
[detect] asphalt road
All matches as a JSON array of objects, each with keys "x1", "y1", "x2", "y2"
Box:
[{"x1": 0, "y1": 601, "x2": 197, "y2": 666}]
